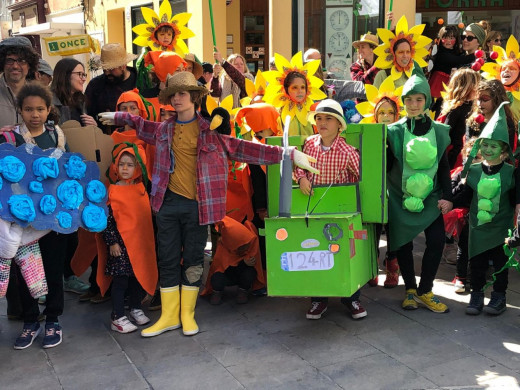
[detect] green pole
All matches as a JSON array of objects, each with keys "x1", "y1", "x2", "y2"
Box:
[
  {"x1": 208, "y1": 0, "x2": 217, "y2": 49},
  {"x1": 387, "y1": 0, "x2": 393, "y2": 30}
]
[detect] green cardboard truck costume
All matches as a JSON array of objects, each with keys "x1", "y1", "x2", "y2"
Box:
[{"x1": 264, "y1": 121, "x2": 386, "y2": 297}]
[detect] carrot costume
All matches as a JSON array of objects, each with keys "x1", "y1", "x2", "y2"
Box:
[
  {"x1": 202, "y1": 216, "x2": 265, "y2": 296},
  {"x1": 97, "y1": 145, "x2": 157, "y2": 296}
]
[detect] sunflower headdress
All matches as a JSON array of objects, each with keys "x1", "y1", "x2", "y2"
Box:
[
  {"x1": 132, "y1": 0, "x2": 195, "y2": 55},
  {"x1": 374, "y1": 16, "x2": 432, "y2": 81},
  {"x1": 481, "y1": 35, "x2": 520, "y2": 100},
  {"x1": 356, "y1": 76, "x2": 403, "y2": 123},
  {"x1": 262, "y1": 52, "x2": 327, "y2": 126}
]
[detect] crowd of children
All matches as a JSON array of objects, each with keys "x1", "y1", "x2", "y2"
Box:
[{"x1": 2, "y1": 7, "x2": 520, "y2": 353}]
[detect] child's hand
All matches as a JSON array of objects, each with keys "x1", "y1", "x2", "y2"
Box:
[
  {"x1": 98, "y1": 112, "x2": 116, "y2": 125},
  {"x1": 213, "y1": 50, "x2": 223, "y2": 64},
  {"x1": 244, "y1": 256, "x2": 256, "y2": 266},
  {"x1": 0, "y1": 125, "x2": 15, "y2": 134},
  {"x1": 81, "y1": 114, "x2": 98, "y2": 127},
  {"x1": 437, "y1": 199, "x2": 453, "y2": 214},
  {"x1": 110, "y1": 243, "x2": 122, "y2": 257},
  {"x1": 299, "y1": 177, "x2": 314, "y2": 196}
]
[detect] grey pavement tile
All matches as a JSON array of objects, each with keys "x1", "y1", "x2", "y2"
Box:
[
  {"x1": 143, "y1": 350, "x2": 244, "y2": 390},
  {"x1": 195, "y1": 324, "x2": 290, "y2": 367},
  {"x1": 269, "y1": 370, "x2": 342, "y2": 390},
  {"x1": 449, "y1": 323, "x2": 520, "y2": 371},
  {"x1": 358, "y1": 325, "x2": 473, "y2": 371},
  {"x1": 420, "y1": 354, "x2": 520, "y2": 388},
  {"x1": 225, "y1": 349, "x2": 322, "y2": 389},
  {"x1": 2, "y1": 349, "x2": 62, "y2": 390},
  {"x1": 319, "y1": 352, "x2": 436, "y2": 390},
  {"x1": 270, "y1": 321, "x2": 379, "y2": 368}
]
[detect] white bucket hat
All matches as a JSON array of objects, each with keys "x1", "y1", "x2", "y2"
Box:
[{"x1": 308, "y1": 99, "x2": 347, "y2": 132}]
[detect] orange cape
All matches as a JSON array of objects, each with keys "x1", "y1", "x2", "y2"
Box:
[
  {"x1": 97, "y1": 183, "x2": 158, "y2": 296},
  {"x1": 226, "y1": 161, "x2": 254, "y2": 223},
  {"x1": 202, "y1": 216, "x2": 265, "y2": 295}
]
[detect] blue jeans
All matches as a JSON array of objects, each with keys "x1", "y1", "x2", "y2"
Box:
[{"x1": 156, "y1": 190, "x2": 208, "y2": 287}]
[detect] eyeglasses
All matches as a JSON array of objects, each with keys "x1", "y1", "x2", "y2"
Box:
[
  {"x1": 71, "y1": 71, "x2": 87, "y2": 79},
  {"x1": 5, "y1": 58, "x2": 28, "y2": 66},
  {"x1": 461, "y1": 35, "x2": 477, "y2": 42}
]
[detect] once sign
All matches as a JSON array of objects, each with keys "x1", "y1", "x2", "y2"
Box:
[{"x1": 43, "y1": 34, "x2": 95, "y2": 56}]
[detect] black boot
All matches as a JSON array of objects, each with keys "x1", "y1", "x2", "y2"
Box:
[
  {"x1": 483, "y1": 291, "x2": 506, "y2": 315},
  {"x1": 465, "y1": 291, "x2": 484, "y2": 315}
]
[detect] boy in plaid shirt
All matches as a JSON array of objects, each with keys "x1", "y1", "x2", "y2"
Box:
[{"x1": 294, "y1": 99, "x2": 365, "y2": 320}]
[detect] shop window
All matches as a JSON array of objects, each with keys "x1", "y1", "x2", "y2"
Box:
[{"x1": 243, "y1": 8, "x2": 268, "y2": 73}]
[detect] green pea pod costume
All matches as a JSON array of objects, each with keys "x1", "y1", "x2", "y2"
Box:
[
  {"x1": 387, "y1": 117, "x2": 450, "y2": 251},
  {"x1": 466, "y1": 163, "x2": 515, "y2": 259}
]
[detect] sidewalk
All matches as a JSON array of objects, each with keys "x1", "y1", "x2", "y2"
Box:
[{"x1": 2, "y1": 237, "x2": 520, "y2": 389}]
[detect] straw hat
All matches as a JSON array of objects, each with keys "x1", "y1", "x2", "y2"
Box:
[
  {"x1": 158, "y1": 72, "x2": 208, "y2": 104},
  {"x1": 100, "y1": 43, "x2": 138, "y2": 70},
  {"x1": 308, "y1": 99, "x2": 347, "y2": 132},
  {"x1": 352, "y1": 33, "x2": 379, "y2": 49},
  {"x1": 184, "y1": 53, "x2": 203, "y2": 79}
]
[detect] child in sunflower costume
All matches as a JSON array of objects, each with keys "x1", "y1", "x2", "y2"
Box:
[
  {"x1": 263, "y1": 52, "x2": 327, "y2": 136},
  {"x1": 373, "y1": 16, "x2": 432, "y2": 89},
  {"x1": 481, "y1": 35, "x2": 520, "y2": 123},
  {"x1": 387, "y1": 66, "x2": 452, "y2": 313},
  {"x1": 454, "y1": 102, "x2": 518, "y2": 316},
  {"x1": 131, "y1": 0, "x2": 194, "y2": 91}
]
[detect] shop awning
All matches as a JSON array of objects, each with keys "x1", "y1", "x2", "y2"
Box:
[{"x1": 16, "y1": 22, "x2": 84, "y2": 35}]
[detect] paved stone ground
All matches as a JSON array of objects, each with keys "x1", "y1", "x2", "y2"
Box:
[{"x1": 2, "y1": 236, "x2": 520, "y2": 389}]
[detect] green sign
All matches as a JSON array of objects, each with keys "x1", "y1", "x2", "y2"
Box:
[{"x1": 423, "y1": 0, "x2": 503, "y2": 7}]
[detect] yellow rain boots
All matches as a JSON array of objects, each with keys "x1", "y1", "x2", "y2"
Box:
[
  {"x1": 180, "y1": 285, "x2": 199, "y2": 336},
  {"x1": 141, "y1": 286, "x2": 180, "y2": 337}
]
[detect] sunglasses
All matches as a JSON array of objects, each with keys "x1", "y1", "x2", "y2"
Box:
[
  {"x1": 461, "y1": 35, "x2": 477, "y2": 42},
  {"x1": 494, "y1": 38, "x2": 502, "y2": 43}
]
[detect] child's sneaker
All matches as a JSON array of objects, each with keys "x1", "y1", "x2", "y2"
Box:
[
  {"x1": 483, "y1": 291, "x2": 506, "y2": 315},
  {"x1": 111, "y1": 316, "x2": 138, "y2": 333},
  {"x1": 341, "y1": 299, "x2": 367, "y2": 319},
  {"x1": 466, "y1": 291, "x2": 484, "y2": 315},
  {"x1": 306, "y1": 301, "x2": 327, "y2": 319},
  {"x1": 402, "y1": 289, "x2": 418, "y2": 310},
  {"x1": 413, "y1": 291, "x2": 449, "y2": 313},
  {"x1": 63, "y1": 275, "x2": 90, "y2": 294},
  {"x1": 452, "y1": 276, "x2": 467, "y2": 294},
  {"x1": 14, "y1": 322, "x2": 41, "y2": 350},
  {"x1": 128, "y1": 309, "x2": 150, "y2": 325},
  {"x1": 42, "y1": 322, "x2": 62, "y2": 348}
]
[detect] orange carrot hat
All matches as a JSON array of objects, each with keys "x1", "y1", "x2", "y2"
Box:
[
  {"x1": 116, "y1": 88, "x2": 148, "y2": 119},
  {"x1": 149, "y1": 51, "x2": 187, "y2": 82},
  {"x1": 234, "y1": 103, "x2": 282, "y2": 135},
  {"x1": 112, "y1": 144, "x2": 148, "y2": 184}
]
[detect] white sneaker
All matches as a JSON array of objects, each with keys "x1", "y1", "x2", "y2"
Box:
[
  {"x1": 111, "y1": 316, "x2": 138, "y2": 333},
  {"x1": 128, "y1": 309, "x2": 150, "y2": 326}
]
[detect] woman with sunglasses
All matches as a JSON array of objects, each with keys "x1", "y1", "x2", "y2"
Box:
[
  {"x1": 429, "y1": 25, "x2": 474, "y2": 116},
  {"x1": 50, "y1": 58, "x2": 97, "y2": 127},
  {"x1": 483, "y1": 31, "x2": 502, "y2": 62},
  {"x1": 462, "y1": 23, "x2": 486, "y2": 57}
]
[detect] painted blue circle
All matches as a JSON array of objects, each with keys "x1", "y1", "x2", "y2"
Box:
[
  {"x1": 56, "y1": 211, "x2": 72, "y2": 229},
  {"x1": 8, "y1": 194, "x2": 36, "y2": 222},
  {"x1": 33, "y1": 157, "x2": 59, "y2": 180},
  {"x1": 82, "y1": 203, "x2": 107, "y2": 232},
  {"x1": 57, "y1": 180, "x2": 84, "y2": 210},
  {"x1": 65, "y1": 155, "x2": 87, "y2": 179},
  {"x1": 29, "y1": 181, "x2": 44, "y2": 193},
  {"x1": 40, "y1": 195, "x2": 57, "y2": 215},
  {"x1": 86, "y1": 180, "x2": 106, "y2": 203},
  {"x1": 0, "y1": 155, "x2": 26, "y2": 182}
]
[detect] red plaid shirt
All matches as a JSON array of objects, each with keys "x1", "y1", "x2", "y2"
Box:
[
  {"x1": 115, "y1": 112, "x2": 284, "y2": 225},
  {"x1": 349, "y1": 60, "x2": 379, "y2": 85},
  {"x1": 294, "y1": 135, "x2": 359, "y2": 185}
]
